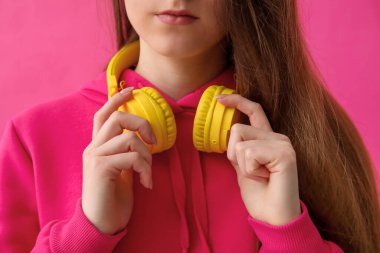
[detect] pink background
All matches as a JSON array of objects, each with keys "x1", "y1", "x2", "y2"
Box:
[{"x1": 0, "y1": 1, "x2": 379, "y2": 177}]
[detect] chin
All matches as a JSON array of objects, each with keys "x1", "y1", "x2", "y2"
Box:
[{"x1": 148, "y1": 37, "x2": 211, "y2": 59}]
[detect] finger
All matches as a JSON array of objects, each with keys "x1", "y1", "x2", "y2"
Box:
[
  {"x1": 93, "y1": 87, "x2": 134, "y2": 139},
  {"x1": 231, "y1": 123, "x2": 284, "y2": 141},
  {"x1": 235, "y1": 142, "x2": 247, "y2": 173},
  {"x1": 216, "y1": 94, "x2": 273, "y2": 131},
  {"x1": 107, "y1": 152, "x2": 152, "y2": 189},
  {"x1": 95, "y1": 131, "x2": 152, "y2": 166},
  {"x1": 227, "y1": 123, "x2": 282, "y2": 164},
  {"x1": 234, "y1": 141, "x2": 270, "y2": 180},
  {"x1": 93, "y1": 111, "x2": 156, "y2": 148},
  {"x1": 244, "y1": 144, "x2": 271, "y2": 179},
  {"x1": 243, "y1": 140, "x2": 289, "y2": 173}
]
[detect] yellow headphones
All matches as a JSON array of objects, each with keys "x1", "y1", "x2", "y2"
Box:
[{"x1": 106, "y1": 40, "x2": 238, "y2": 154}]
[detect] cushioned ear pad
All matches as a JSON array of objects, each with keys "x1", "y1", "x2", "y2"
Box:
[
  {"x1": 122, "y1": 87, "x2": 176, "y2": 154},
  {"x1": 193, "y1": 85, "x2": 237, "y2": 153}
]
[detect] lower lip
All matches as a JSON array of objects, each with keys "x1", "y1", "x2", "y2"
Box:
[{"x1": 156, "y1": 14, "x2": 198, "y2": 25}]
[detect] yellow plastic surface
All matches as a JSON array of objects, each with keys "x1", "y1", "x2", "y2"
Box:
[
  {"x1": 106, "y1": 40, "x2": 140, "y2": 99},
  {"x1": 193, "y1": 85, "x2": 237, "y2": 153},
  {"x1": 106, "y1": 40, "x2": 237, "y2": 154},
  {"x1": 106, "y1": 40, "x2": 176, "y2": 154}
]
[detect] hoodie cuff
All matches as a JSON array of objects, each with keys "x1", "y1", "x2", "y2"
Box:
[
  {"x1": 50, "y1": 198, "x2": 127, "y2": 253},
  {"x1": 247, "y1": 200, "x2": 332, "y2": 253}
]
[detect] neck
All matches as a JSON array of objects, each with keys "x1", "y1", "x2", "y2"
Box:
[{"x1": 134, "y1": 39, "x2": 228, "y2": 101}]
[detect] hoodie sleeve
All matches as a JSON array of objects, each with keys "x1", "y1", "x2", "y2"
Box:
[
  {"x1": 247, "y1": 200, "x2": 344, "y2": 253},
  {"x1": 33, "y1": 198, "x2": 128, "y2": 253},
  {"x1": 0, "y1": 120, "x2": 127, "y2": 253}
]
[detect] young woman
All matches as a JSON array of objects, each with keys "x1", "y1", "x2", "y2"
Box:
[{"x1": 1, "y1": 0, "x2": 379, "y2": 252}]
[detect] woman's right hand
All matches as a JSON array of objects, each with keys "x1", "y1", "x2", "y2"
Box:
[{"x1": 81, "y1": 87, "x2": 156, "y2": 235}]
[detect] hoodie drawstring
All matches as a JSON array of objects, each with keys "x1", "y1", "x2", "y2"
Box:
[
  {"x1": 168, "y1": 144, "x2": 212, "y2": 253},
  {"x1": 169, "y1": 146, "x2": 190, "y2": 253},
  {"x1": 191, "y1": 148, "x2": 212, "y2": 253}
]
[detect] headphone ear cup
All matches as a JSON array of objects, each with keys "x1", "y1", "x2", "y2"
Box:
[
  {"x1": 123, "y1": 87, "x2": 176, "y2": 154},
  {"x1": 193, "y1": 85, "x2": 237, "y2": 153}
]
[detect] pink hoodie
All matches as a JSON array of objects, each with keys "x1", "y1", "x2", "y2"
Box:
[{"x1": 0, "y1": 66, "x2": 344, "y2": 252}]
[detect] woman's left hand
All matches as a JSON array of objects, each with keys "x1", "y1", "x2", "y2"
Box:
[{"x1": 216, "y1": 94, "x2": 301, "y2": 226}]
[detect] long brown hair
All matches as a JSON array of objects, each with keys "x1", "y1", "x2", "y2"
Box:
[{"x1": 111, "y1": 0, "x2": 380, "y2": 252}]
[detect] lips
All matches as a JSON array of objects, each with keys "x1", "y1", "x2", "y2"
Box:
[{"x1": 156, "y1": 9, "x2": 199, "y2": 25}]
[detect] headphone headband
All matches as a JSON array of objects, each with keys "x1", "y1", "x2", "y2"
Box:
[{"x1": 106, "y1": 40, "x2": 140, "y2": 99}]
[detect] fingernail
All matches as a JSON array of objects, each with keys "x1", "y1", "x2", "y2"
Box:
[
  {"x1": 215, "y1": 94, "x2": 227, "y2": 100},
  {"x1": 119, "y1": 86, "x2": 134, "y2": 95}
]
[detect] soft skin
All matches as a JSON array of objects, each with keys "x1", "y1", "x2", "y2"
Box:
[
  {"x1": 82, "y1": 87, "x2": 156, "y2": 235},
  {"x1": 216, "y1": 93, "x2": 302, "y2": 226},
  {"x1": 82, "y1": 0, "x2": 301, "y2": 235},
  {"x1": 123, "y1": 0, "x2": 228, "y2": 100}
]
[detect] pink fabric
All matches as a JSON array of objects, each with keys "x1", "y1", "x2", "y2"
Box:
[
  {"x1": 1, "y1": 1, "x2": 379, "y2": 176},
  {"x1": 0, "y1": 67, "x2": 344, "y2": 252},
  {"x1": 248, "y1": 201, "x2": 343, "y2": 253}
]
